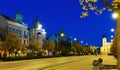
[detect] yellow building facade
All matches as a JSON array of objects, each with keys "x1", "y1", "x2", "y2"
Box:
[{"x1": 100, "y1": 35, "x2": 112, "y2": 55}]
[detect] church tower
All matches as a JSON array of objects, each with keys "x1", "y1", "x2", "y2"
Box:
[
  {"x1": 102, "y1": 34, "x2": 107, "y2": 46},
  {"x1": 100, "y1": 34, "x2": 112, "y2": 55},
  {"x1": 30, "y1": 16, "x2": 47, "y2": 48}
]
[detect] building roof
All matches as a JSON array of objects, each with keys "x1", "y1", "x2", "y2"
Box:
[
  {"x1": 0, "y1": 14, "x2": 16, "y2": 22},
  {"x1": 0, "y1": 14, "x2": 28, "y2": 26}
]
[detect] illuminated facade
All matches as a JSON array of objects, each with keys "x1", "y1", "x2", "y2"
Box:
[
  {"x1": 100, "y1": 35, "x2": 112, "y2": 55},
  {"x1": 30, "y1": 17, "x2": 47, "y2": 48},
  {"x1": 0, "y1": 12, "x2": 29, "y2": 57},
  {"x1": 0, "y1": 13, "x2": 47, "y2": 57},
  {"x1": 0, "y1": 12, "x2": 29, "y2": 46}
]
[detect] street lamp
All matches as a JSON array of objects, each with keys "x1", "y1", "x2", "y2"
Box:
[
  {"x1": 60, "y1": 33, "x2": 64, "y2": 37},
  {"x1": 56, "y1": 33, "x2": 64, "y2": 55},
  {"x1": 112, "y1": 12, "x2": 119, "y2": 19},
  {"x1": 70, "y1": 36, "x2": 72, "y2": 47},
  {"x1": 81, "y1": 41, "x2": 83, "y2": 43},
  {"x1": 111, "y1": 28, "x2": 115, "y2": 32},
  {"x1": 111, "y1": 35, "x2": 114, "y2": 38},
  {"x1": 86, "y1": 43, "x2": 88, "y2": 46},
  {"x1": 74, "y1": 38, "x2": 77, "y2": 41}
]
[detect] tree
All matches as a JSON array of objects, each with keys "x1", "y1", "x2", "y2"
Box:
[
  {"x1": 82, "y1": 47, "x2": 91, "y2": 54},
  {"x1": 20, "y1": 44, "x2": 27, "y2": 55},
  {"x1": 71, "y1": 41, "x2": 83, "y2": 55},
  {"x1": 2, "y1": 32, "x2": 21, "y2": 57},
  {"x1": 71, "y1": 45, "x2": 77, "y2": 55},
  {"x1": 110, "y1": 39, "x2": 117, "y2": 57},
  {"x1": 43, "y1": 40, "x2": 55, "y2": 56},
  {"x1": 0, "y1": 38, "x2": 2, "y2": 50},
  {"x1": 89, "y1": 46, "x2": 97, "y2": 54},
  {"x1": 79, "y1": 0, "x2": 120, "y2": 69},
  {"x1": 79, "y1": 0, "x2": 107, "y2": 18},
  {"x1": 29, "y1": 40, "x2": 40, "y2": 56}
]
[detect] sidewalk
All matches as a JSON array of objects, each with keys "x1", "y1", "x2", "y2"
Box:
[
  {"x1": 83, "y1": 55, "x2": 117, "y2": 70},
  {"x1": 96, "y1": 55, "x2": 117, "y2": 70},
  {"x1": 100, "y1": 55, "x2": 117, "y2": 65}
]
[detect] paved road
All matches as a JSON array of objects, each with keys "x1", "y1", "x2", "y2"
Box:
[{"x1": 0, "y1": 55, "x2": 117, "y2": 70}]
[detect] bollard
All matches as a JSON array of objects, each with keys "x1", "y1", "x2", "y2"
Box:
[
  {"x1": 92, "y1": 60, "x2": 99, "y2": 70},
  {"x1": 98, "y1": 58, "x2": 104, "y2": 69}
]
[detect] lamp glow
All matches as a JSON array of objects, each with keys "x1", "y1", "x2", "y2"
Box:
[
  {"x1": 111, "y1": 35, "x2": 114, "y2": 38},
  {"x1": 61, "y1": 33, "x2": 64, "y2": 37},
  {"x1": 111, "y1": 28, "x2": 115, "y2": 32},
  {"x1": 81, "y1": 41, "x2": 83, "y2": 43},
  {"x1": 111, "y1": 39, "x2": 113, "y2": 42},
  {"x1": 74, "y1": 38, "x2": 77, "y2": 41},
  {"x1": 112, "y1": 12, "x2": 118, "y2": 19}
]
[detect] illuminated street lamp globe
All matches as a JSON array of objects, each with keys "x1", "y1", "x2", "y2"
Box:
[
  {"x1": 81, "y1": 41, "x2": 83, "y2": 43},
  {"x1": 112, "y1": 12, "x2": 119, "y2": 19},
  {"x1": 111, "y1": 35, "x2": 114, "y2": 38},
  {"x1": 74, "y1": 38, "x2": 77, "y2": 41},
  {"x1": 111, "y1": 28, "x2": 115, "y2": 32},
  {"x1": 86, "y1": 43, "x2": 88, "y2": 45},
  {"x1": 60, "y1": 33, "x2": 64, "y2": 37}
]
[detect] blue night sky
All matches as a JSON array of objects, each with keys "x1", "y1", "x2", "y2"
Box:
[{"x1": 0, "y1": 0, "x2": 116, "y2": 47}]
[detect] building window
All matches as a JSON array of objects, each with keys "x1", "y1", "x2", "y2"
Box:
[
  {"x1": 24, "y1": 31, "x2": 25, "y2": 35},
  {"x1": 16, "y1": 29, "x2": 18, "y2": 35},
  {"x1": 13, "y1": 28, "x2": 15, "y2": 33},
  {"x1": 19, "y1": 30, "x2": 21, "y2": 35},
  {"x1": 24, "y1": 31, "x2": 28, "y2": 35},
  {"x1": 24, "y1": 40, "x2": 26, "y2": 45},
  {"x1": 24, "y1": 31, "x2": 28, "y2": 38}
]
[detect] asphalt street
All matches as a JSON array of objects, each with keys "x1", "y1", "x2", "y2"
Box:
[{"x1": 0, "y1": 55, "x2": 117, "y2": 70}]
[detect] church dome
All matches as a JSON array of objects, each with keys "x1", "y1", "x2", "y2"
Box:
[
  {"x1": 15, "y1": 11, "x2": 23, "y2": 24},
  {"x1": 34, "y1": 17, "x2": 42, "y2": 29}
]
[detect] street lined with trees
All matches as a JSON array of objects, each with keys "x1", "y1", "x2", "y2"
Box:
[
  {"x1": 0, "y1": 32, "x2": 26, "y2": 57},
  {"x1": 0, "y1": 31, "x2": 99, "y2": 60}
]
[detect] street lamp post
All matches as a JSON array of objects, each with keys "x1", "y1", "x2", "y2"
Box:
[
  {"x1": 56, "y1": 35, "x2": 58, "y2": 49},
  {"x1": 70, "y1": 37, "x2": 72, "y2": 48},
  {"x1": 57, "y1": 33, "x2": 65, "y2": 48},
  {"x1": 56, "y1": 33, "x2": 64, "y2": 55}
]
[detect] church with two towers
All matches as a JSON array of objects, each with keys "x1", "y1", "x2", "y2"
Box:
[{"x1": 100, "y1": 35, "x2": 113, "y2": 55}]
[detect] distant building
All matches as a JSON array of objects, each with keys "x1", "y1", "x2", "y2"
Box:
[
  {"x1": 0, "y1": 11, "x2": 29, "y2": 46},
  {"x1": 29, "y1": 17, "x2": 47, "y2": 48},
  {"x1": 100, "y1": 35, "x2": 112, "y2": 55},
  {"x1": 0, "y1": 12, "x2": 29, "y2": 57}
]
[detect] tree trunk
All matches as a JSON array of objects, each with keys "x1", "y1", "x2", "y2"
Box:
[
  {"x1": 101, "y1": 0, "x2": 120, "y2": 69},
  {"x1": 116, "y1": 15, "x2": 120, "y2": 70},
  {"x1": 48, "y1": 50, "x2": 49, "y2": 56}
]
